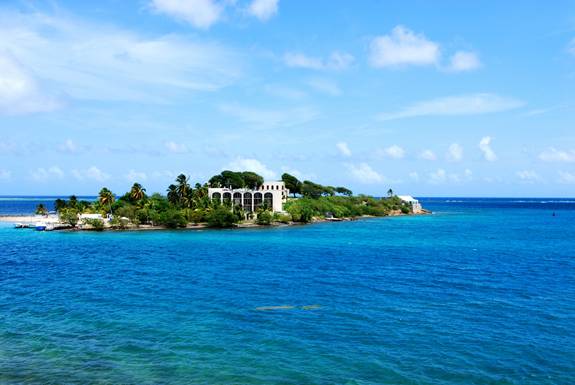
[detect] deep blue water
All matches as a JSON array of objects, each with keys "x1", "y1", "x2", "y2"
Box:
[{"x1": 1, "y1": 198, "x2": 574, "y2": 384}]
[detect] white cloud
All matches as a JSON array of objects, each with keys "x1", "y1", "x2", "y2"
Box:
[
  {"x1": 336, "y1": 142, "x2": 352, "y2": 157},
  {"x1": 247, "y1": 0, "x2": 279, "y2": 21},
  {"x1": 448, "y1": 51, "x2": 481, "y2": 72},
  {"x1": 409, "y1": 171, "x2": 419, "y2": 181},
  {"x1": 446, "y1": 143, "x2": 464, "y2": 162},
  {"x1": 150, "y1": 0, "x2": 223, "y2": 29},
  {"x1": 479, "y1": 136, "x2": 497, "y2": 161},
  {"x1": 31, "y1": 166, "x2": 65, "y2": 181},
  {"x1": 428, "y1": 168, "x2": 472, "y2": 184},
  {"x1": 538, "y1": 147, "x2": 575, "y2": 162},
  {"x1": 378, "y1": 93, "x2": 524, "y2": 121},
  {"x1": 165, "y1": 141, "x2": 188, "y2": 153},
  {"x1": 346, "y1": 163, "x2": 384, "y2": 184},
  {"x1": 125, "y1": 170, "x2": 148, "y2": 182},
  {"x1": 58, "y1": 139, "x2": 79, "y2": 154},
  {"x1": 226, "y1": 157, "x2": 277, "y2": 179},
  {"x1": 375, "y1": 145, "x2": 405, "y2": 159},
  {"x1": 283, "y1": 51, "x2": 354, "y2": 70},
  {"x1": 559, "y1": 171, "x2": 575, "y2": 184},
  {"x1": 0, "y1": 54, "x2": 60, "y2": 115},
  {"x1": 72, "y1": 166, "x2": 110, "y2": 182},
  {"x1": 428, "y1": 168, "x2": 447, "y2": 184},
  {"x1": 516, "y1": 170, "x2": 541, "y2": 183},
  {"x1": 419, "y1": 149, "x2": 437, "y2": 161},
  {"x1": 219, "y1": 103, "x2": 318, "y2": 128},
  {"x1": 369, "y1": 26, "x2": 440, "y2": 68},
  {"x1": 0, "y1": 169, "x2": 11, "y2": 180},
  {"x1": 306, "y1": 78, "x2": 342, "y2": 96},
  {"x1": 0, "y1": 10, "x2": 241, "y2": 105}
]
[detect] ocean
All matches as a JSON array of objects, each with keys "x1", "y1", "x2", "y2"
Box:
[{"x1": 0, "y1": 197, "x2": 574, "y2": 384}]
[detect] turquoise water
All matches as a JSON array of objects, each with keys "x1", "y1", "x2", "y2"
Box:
[{"x1": 1, "y1": 199, "x2": 574, "y2": 384}]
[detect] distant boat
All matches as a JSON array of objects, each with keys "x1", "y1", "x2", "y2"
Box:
[
  {"x1": 14, "y1": 223, "x2": 26, "y2": 229},
  {"x1": 35, "y1": 222, "x2": 47, "y2": 231}
]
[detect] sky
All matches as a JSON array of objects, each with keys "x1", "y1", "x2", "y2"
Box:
[{"x1": 0, "y1": 0, "x2": 575, "y2": 197}]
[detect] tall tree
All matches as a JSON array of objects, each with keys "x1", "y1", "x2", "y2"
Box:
[
  {"x1": 167, "y1": 184, "x2": 179, "y2": 206},
  {"x1": 130, "y1": 183, "x2": 146, "y2": 202},
  {"x1": 387, "y1": 188, "x2": 394, "y2": 198},
  {"x1": 281, "y1": 173, "x2": 302, "y2": 197},
  {"x1": 98, "y1": 188, "x2": 115, "y2": 214}
]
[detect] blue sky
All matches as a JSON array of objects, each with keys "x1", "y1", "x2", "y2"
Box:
[{"x1": 1, "y1": 0, "x2": 575, "y2": 196}]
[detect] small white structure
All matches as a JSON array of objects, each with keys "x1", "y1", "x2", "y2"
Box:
[
  {"x1": 79, "y1": 213, "x2": 104, "y2": 220},
  {"x1": 398, "y1": 195, "x2": 422, "y2": 213},
  {"x1": 208, "y1": 181, "x2": 289, "y2": 213}
]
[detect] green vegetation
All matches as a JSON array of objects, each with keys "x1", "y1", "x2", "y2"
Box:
[
  {"x1": 284, "y1": 195, "x2": 410, "y2": 223},
  {"x1": 51, "y1": 170, "x2": 415, "y2": 231},
  {"x1": 35, "y1": 204, "x2": 48, "y2": 215}
]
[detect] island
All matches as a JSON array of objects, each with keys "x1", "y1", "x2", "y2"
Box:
[{"x1": 7, "y1": 171, "x2": 428, "y2": 231}]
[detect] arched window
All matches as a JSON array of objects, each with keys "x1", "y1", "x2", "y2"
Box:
[
  {"x1": 223, "y1": 192, "x2": 232, "y2": 203},
  {"x1": 264, "y1": 192, "x2": 273, "y2": 209},
  {"x1": 254, "y1": 192, "x2": 263, "y2": 210},
  {"x1": 233, "y1": 192, "x2": 242, "y2": 207},
  {"x1": 212, "y1": 192, "x2": 221, "y2": 202},
  {"x1": 243, "y1": 192, "x2": 252, "y2": 212}
]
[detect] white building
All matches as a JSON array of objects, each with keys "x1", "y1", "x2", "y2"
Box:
[
  {"x1": 208, "y1": 181, "x2": 289, "y2": 213},
  {"x1": 398, "y1": 195, "x2": 422, "y2": 213}
]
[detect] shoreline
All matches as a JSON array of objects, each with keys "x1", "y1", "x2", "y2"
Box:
[{"x1": 0, "y1": 210, "x2": 431, "y2": 232}]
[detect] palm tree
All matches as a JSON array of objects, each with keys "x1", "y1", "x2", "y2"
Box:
[
  {"x1": 130, "y1": 183, "x2": 146, "y2": 202},
  {"x1": 167, "y1": 184, "x2": 179, "y2": 206},
  {"x1": 176, "y1": 174, "x2": 191, "y2": 199},
  {"x1": 387, "y1": 188, "x2": 394, "y2": 198},
  {"x1": 35, "y1": 204, "x2": 48, "y2": 216},
  {"x1": 99, "y1": 188, "x2": 115, "y2": 214}
]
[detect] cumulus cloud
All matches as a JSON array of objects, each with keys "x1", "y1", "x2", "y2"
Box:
[
  {"x1": 375, "y1": 145, "x2": 405, "y2": 159},
  {"x1": 0, "y1": 54, "x2": 60, "y2": 115},
  {"x1": 428, "y1": 168, "x2": 472, "y2": 184},
  {"x1": 479, "y1": 136, "x2": 497, "y2": 161},
  {"x1": 247, "y1": 0, "x2": 279, "y2": 21},
  {"x1": 125, "y1": 170, "x2": 148, "y2": 182},
  {"x1": 283, "y1": 51, "x2": 354, "y2": 70},
  {"x1": 446, "y1": 143, "x2": 464, "y2": 162},
  {"x1": 346, "y1": 163, "x2": 384, "y2": 184},
  {"x1": 378, "y1": 93, "x2": 524, "y2": 121},
  {"x1": 419, "y1": 149, "x2": 437, "y2": 161},
  {"x1": 369, "y1": 26, "x2": 440, "y2": 68},
  {"x1": 516, "y1": 170, "x2": 541, "y2": 183},
  {"x1": 58, "y1": 139, "x2": 80, "y2": 154},
  {"x1": 72, "y1": 166, "x2": 110, "y2": 182},
  {"x1": 31, "y1": 166, "x2": 65, "y2": 181},
  {"x1": 150, "y1": 0, "x2": 223, "y2": 29},
  {"x1": 0, "y1": 169, "x2": 11, "y2": 180},
  {"x1": 448, "y1": 51, "x2": 481, "y2": 72},
  {"x1": 336, "y1": 142, "x2": 352, "y2": 157},
  {"x1": 165, "y1": 141, "x2": 189, "y2": 153},
  {"x1": 0, "y1": 10, "x2": 242, "y2": 105},
  {"x1": 538, "y1": 147, "x2": 575, "y2": 162},
  {"x1": 227, "y1": 157, "x2": 277, "y2": 179}
]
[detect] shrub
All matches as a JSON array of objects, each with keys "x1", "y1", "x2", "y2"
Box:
[
  {"x1": 256, "y1": 210, "x2": 273, "y2": 225},
  {"x1": 273, "y1": 213, "x2": 292, "y2": 223},
  {"x1": 83, "y1": 218, "x2": 104, "y2": 231},
  {"x1": 207, "y1": 206, "x2": 238, "y2": 228},
  {"x1": 59, "y1": 208, "x2": 79, "y2": 227},
  {"x1": 159, "y1": 209, "x2": 187, "y2": 228}
]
